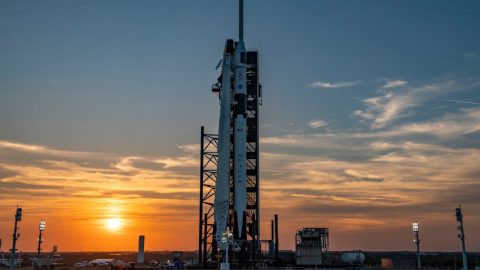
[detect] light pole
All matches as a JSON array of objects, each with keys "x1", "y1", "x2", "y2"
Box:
[
  {"x1": 455, "y1": 206, "x2": 467, "y2": 270},
  {"x1": 221, "y1": 230, "x2": 233, "y2": 270},
  {"x1": 37, "y1": 221, "x2": 45, "y2": 259},
  {"x1": 10, "y1": 206, "x2": 22, "y2": 270},
  {"x1": 413, "y1": 222, "x2": 421, "y2": 268}
]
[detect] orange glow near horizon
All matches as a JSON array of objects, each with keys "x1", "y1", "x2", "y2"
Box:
[{"x1": 0, "y1": 139, "x2": 480, "y2": 252}]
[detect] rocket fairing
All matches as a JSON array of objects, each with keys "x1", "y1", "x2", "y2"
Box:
[
  {"x1": 214, "y1": 51, "x2": 232, "y2": 251},
  {"x1": 233, "y1": 40, "x2": 247, "y2": 240}
]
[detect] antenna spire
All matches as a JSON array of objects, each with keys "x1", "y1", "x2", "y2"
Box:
[{"x1": 239, "y1": 0, "x2": 244, "y2": 42}]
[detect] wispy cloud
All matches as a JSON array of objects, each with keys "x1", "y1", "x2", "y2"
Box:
[
  {"x1": 349, "y1": 107, "x2": 480, "y2": 139},
  {"x1": 353, "y1": 92, "x2": 416, "y2": 129},
  {"x1": 400, "y1": 108, "x2": 480, "y2": 137},
  {"x1": 353, "y1": 80, "x2": 456, "y2": 129},
  {"x1": 0, "y1": 140, "x2": 111, "y2": 158},
  {"x1": 309, "y1": 80, "x2": 360, "y2": 88},
  {"x1": 442, "y1": 99, "x2": 479, "y2": 105},
  {"x1": 382, "y1": 80, "x2": 407, "y2": 88},
  {"x1": 307, "y1": 119, "x2": 328, "y2": 128},
  {"x1": 463, "y1": 53, "x2": 476, "y2": 58},
  {"x1": 178, "y1": 144, "x2": 200, "y2": 154}
]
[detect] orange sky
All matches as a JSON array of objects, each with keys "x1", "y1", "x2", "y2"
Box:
[{"x1": 1, "y1": 139, "x2": 479, "y2": 253}]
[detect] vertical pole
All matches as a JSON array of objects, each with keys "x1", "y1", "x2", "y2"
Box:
[
  {"x1": 416, "y1": 231, "x2": 421, "y2": 268},
  {"x1": 239, "y1": 0, "x2": 244, "y2": 42},
  {"x1": 271, "y1": 220, "x2": 274, "y2": 257},
  {"x1": 37, "y1": 228, "x2": 42, "y2": 259},
  {"x1": 275, "y1": 215, "x2": 279, "y2": 268},
  {"x1": 460, "y1": 218, "x2": 467, "y2": 270},
  {"x1": 226, "y1": 238, "x2": 229, "y2": 270},
  {"x1": 10, "y1": 209, "x2": 20, "y2": 270},
  {"x1": 212, "y1": 224, "x2": 218, "y2": 259},
  {"x1": 252, "y1": 214, "x2": 256, "y2": 269},
  {"x1": 203, "y1": 213, "x2": 208, "y2": 268},
  {"x1": 10, "y1": 221, "x2": 17, "y2": 270},
  {"x1": 456, "y1": 206, "x2": 468, "y2": 270},
  {"x1": 199, "y1": 126, "x2": 204, "y2": 267}
]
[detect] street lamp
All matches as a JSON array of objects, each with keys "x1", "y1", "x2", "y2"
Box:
[
  {"x1": 221, "y1": 230, "x2": 233, "y2": 270},
  {"x1": 413, "y1": 222, "x2": 421, "y2": 268},
  {"x1": 37, "y1": 221, "x2": 45, "y2": 259}
]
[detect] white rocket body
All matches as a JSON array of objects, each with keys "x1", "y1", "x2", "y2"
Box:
[
  {"x1": 233, "y1": 40, "x2": 247, "y2": 240},
  {"x1": 214, "y1": 53, "x2": 232, "y2": 250}
]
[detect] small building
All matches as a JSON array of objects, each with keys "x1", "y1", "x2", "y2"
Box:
[
  {"x1": 295, "y1": 227, "x2": 329, "y2": 266},
  {"x1": 138, "y1": 236, "x2": 145, "y2": 265}
]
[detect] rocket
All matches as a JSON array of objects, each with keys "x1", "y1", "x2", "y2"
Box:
[
  {"x1": 233, "y1": 0, "x2": 247, "y2": 240},
  {"x1": 214, "y1": 47, "x2": 233, "y2": 250},
  {"x1": 214, "y1": 0, "x2": 248, "y2": 249}
]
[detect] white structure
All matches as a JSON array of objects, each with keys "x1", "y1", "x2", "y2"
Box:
[
  {"x1": 214, "y1": 0, "x2": 249, "y2": 248},
  {"x1": 138, "y1": 235, "x2": 145, "y2": 265},
  {"x1": 214, "y1": 52, "x2": 233, "y2": 251},
  {"x1": 295, "y1": 228, "x2": 329, "y2": 266}
]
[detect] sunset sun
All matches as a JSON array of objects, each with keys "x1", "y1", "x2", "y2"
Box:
[{"x1": 107, "y1": 218, "x2": 121, "y2": 229}]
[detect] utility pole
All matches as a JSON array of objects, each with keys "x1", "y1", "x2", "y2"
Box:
[
  {"x1": 413, "y1": 222, "x2": 421, "y2": 268},
  {"x1": 10, "y1": 206, "x2": 22, "y2": 270},
  {"x1": 37, "y1": 220, "x2": 45, "y2": 259},
  {"x1": 455, "y1": 206, "x2": 467, "y2": 270}
]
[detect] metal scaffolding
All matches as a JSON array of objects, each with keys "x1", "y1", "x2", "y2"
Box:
[{"x1": 199, "y1": 127, "x2": 219, "y2": 266}]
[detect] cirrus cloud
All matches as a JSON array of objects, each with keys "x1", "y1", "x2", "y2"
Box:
[{"x1": 309, "y1": 80, "x2": 361, "y2": 88}]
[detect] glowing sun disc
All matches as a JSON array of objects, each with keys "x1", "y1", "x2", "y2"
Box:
[{"x1": 108, "y1": 218, "x2": 121, "y2": 229}]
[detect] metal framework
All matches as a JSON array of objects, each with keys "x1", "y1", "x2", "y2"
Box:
[
  {"x1": 199, "y1": 127, "x2": 219, "y2": 265},
  {"x1": 229, "y1": 50, "x2": 260, "y2": 241},
  {"x1": 199, "y1": 50, "x2": 261, "y2": 267}
]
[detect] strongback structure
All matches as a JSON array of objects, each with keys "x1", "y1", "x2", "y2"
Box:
[{"x1": 295, "y1": 228, "x2": 329, "y2": 266}]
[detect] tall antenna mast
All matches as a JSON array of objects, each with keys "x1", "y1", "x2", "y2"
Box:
[{"x1": 239, "y1": 0, "x2": 244, "y2": 42}]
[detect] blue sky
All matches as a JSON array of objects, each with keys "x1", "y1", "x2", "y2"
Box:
[{"x1": 1, "y1": 0, "x2": 480, "y2": 252}]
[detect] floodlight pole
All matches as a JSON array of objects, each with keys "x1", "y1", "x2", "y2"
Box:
[
  {"x1": 416, "y1": 230, "x2": 420, "y2": 268},
  {"x1": 10, "y1": 206, "x2": 22, "y2": 270},
  {"x1": 222, "y1": 230, "x2": 231, "y2": 270},
  {"x1": 37, "y1": 220, "x2": 44, "y2": 259},
  {"x1": 455, "y1": 206, "x2": 467, "y2": 270},
  {"x1": 416, "y1": 231, "x2": 421, "y2": 268},
  {"x1": 413, "y1": 222, "x2": 421, "y2": 268}
]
